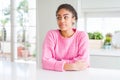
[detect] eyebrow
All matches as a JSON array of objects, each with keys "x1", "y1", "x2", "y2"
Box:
[{"x1": 57, "y1": 13, "x2": 69, "y2": 17}]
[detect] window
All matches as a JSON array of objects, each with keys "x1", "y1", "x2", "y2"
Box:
[
  {"x1": 0, "y1": 0, "x2": 36, "y2": 62},
  {"x1": 0, "y1": 0, "x2": 11, "y2": 60},
  {"x1": 84, "y1": 11, "x2": 120, "y2": 36}
]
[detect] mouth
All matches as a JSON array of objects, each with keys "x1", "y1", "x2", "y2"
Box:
[{"x1": 59, "y1": 24, "x2": 66, "y2": 28}]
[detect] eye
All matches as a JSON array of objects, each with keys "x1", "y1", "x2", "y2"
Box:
[
  {"x1": 64, "y1": 16, "x2": 69, "y2": 20},
  {"x1": 56, "y1": 16, "x2": 61, "y2": 20}
]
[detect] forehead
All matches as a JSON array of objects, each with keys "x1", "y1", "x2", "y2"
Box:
[{"x1": 57, "y1": 9, "x2": 72, "y2": 16}]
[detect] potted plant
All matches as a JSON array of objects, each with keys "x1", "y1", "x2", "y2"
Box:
[
  {"x1": 17, "y1": 0, "x2": 29, "y2": 43},
  {"x1": 88, "y1": 32, "x2": 104, "y2": 49},
  {"x1": 0, "y1": 6, "x2": 10, "y2": 41},
  {"x1": 103, "y1": 33, "x2": 112, "y2": 49},
  {"x1": 17, "y1": 41, "x2": 31, "y2": 58},
  {"x1": 17, "y1": 0, "x2": 30, "y2": 58}
]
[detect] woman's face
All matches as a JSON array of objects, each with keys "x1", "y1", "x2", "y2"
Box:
[{"x1": 56, "y1": 9, "x2": 75, "y2": 31}]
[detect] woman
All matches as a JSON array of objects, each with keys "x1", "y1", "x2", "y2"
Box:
[{"x1": 42, "y1": 3, "x2": 90, "y2": 71}]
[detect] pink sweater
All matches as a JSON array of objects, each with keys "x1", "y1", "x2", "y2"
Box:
[{"x1": 42, "y1": 29, "x2": 90, "y2": 71}]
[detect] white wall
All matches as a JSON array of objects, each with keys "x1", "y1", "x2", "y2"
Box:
[
  {"x1": 82, "y1": 0, "x2": 120, "y2": 9},
  {"x1": 81, "y1": 0, "x2": 120, "y2": 12},
  {"x1": 36, "y1": 0, "x2": 79, "y2": 67}
]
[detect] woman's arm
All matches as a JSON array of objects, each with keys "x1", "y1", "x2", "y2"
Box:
[
  {"x1": 64, "y1": 60, "x2": 88, "y2": 71},
  {"x1": 42, "y1": 31, "x2": 65, "y2": 72},
  {"x1": 64, "y1": 32, "x2": 90, "y2": 71}
]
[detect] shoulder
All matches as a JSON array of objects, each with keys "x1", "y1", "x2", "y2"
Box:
[
  {"x1": 46, "y1": 29, "x2": 59, "y2": 35},
  {"x1": 75, "y1": 30, "x2": 89, "y2": 43},
  {"x1": 76, "y1": 30, "x2": 88, "y2": 38},
  {"x1": 45, "y1": 29, "x2": 60, "y2": 38}
]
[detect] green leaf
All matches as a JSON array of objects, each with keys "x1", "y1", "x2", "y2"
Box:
[{"x1": 88, "y1": 32, "x2": 103, "y2": 40}]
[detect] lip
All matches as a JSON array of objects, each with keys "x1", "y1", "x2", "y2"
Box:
[
  {"x1": 59, "y1": 25, "x2": 66, "y2": 28},
  {"x1": 59, "y1": 23, "x2": 66, "y2": 27}
]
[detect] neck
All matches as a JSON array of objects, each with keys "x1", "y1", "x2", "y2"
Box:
[{"x1": 60, "y1": 29, "x2": 75, "y2": 38}]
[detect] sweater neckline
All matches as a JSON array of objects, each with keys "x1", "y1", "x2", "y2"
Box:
[{"x1": 58, "y1": 28, "x2": 77, "y2": 40}]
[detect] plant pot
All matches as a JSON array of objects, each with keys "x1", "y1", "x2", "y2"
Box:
[
  {"x1": 17, "y1": 46, "x2": 30, "y2": 58},
  {"x1": 89, "y1": 40, "x2": 103, "y2": 49}
]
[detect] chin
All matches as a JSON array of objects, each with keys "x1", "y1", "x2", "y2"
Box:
[{"x1": 60, "y1": 28, "x2": 67, "y2": 31}]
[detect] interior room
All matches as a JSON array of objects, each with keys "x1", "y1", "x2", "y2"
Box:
[{"x1": 0, "y1": 0, "x2": 120, "y2": 80}]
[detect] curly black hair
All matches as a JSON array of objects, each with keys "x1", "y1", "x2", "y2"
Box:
[{"x1": 56, "y1": 3, "x2": 78, "y2": 21}]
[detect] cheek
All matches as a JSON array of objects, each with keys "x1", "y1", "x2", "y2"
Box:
[
  {"x1": 57, "y1": 21, "x2": 59, "y2": 25},
  {"x1": 57, "y1": 21, "x2": 61, "y2": 26},
  {"x1": 57, "y1": 22, "x2": 62, "y2": 27},
  {"x1": 67, "y1": 20, "x2": 73, "y2": 26}
]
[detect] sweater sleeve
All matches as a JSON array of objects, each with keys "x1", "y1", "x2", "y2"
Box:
[
  {"x1": 42, "y1": 31, "x2": 65, "y2": 71},
  {"x1": 73, "y1": 32, "x2": 90, "y2": 66}
]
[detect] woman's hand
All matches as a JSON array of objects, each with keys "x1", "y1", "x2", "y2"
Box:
[{"x1": 64, "y1": 60, "x2": 88, "y2": 71}]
